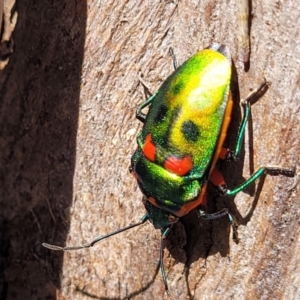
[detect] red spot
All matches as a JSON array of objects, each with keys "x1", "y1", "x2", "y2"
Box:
[
  {"x1": 143, "y1": 134, "x2": 156, "y2": 161},
  {"x1": 219, "y1": 147, "x2": 229, "y2": 160},
  {"x1": 164, "y1": 155, "x2": 193, "y2": 176},
  {"x1": 148, "y1": 197, "x2": 159, "y2": 207},
  {"x1": 209, "y1": 168, "x2": 225, "y2": 186}
]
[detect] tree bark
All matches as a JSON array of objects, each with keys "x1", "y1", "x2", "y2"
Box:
[{"x1": 1, "y1": 1, "x2": 299, "y2": 299}]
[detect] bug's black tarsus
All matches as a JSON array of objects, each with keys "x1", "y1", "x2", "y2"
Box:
[
  {"x1": 169, "y1": 47, "x2": 178, "y2": 70},
  {"x1": 232, "y1": 227, "x2": 240, "y2": 244},
  {"x1": 243, "y1": 79, "x2": 271, "y2": 105},
  {"x1": 199, "y1": 208, "x2": 240, "y2": 243},
  {"x1": 265, "y1": 166, "x2": 295, "y2": 177},
  {"x1": 138, "y1": 74, "x2": 153, "y2": 96},
  {"x1": 226, "y1": 149, "x2": 238, "y2": 161},
  {"x1": 216, "y1": 184, "x2": 228, "y2": 196},
  {"x1": 199, "y1": 208, "x2": 230, "y2": 220},
  {"x1": 228, "y1": 213, "x2": 240, "y2": 244}
]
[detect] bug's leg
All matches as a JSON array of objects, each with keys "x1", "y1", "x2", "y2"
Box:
[
  {"x1": 217, "y1": 166, "x2": 295, "y2": 197},
  {"x1": 204, "y1": 168, "x2": 239, "y2": 241},
  {"x1": 199, "y1": 206, "x2": 239, "y2": 242},
  {"x1": 212, "y1": 166, "x2": 294, "y2": 241},
  {"x1": 137, "y1": 48, "x2": 177, "y2": 123},
  {"x1": 136, "y1": 91, "x2": 157, "y2": 123},
  {"x1": 138, "y1": 73, "x2": 153, "y2": 94},
  {"x1": 210, "y1": 164, "x2": 294, "y2": 198},
  {"x1": 210, "y1": 166, "x2": 293, "y2": 240},
  {"x1": 216, "y1": 79, "x2": 295, "y2": 195},
  {"x1": 169, "y1": 47, "x2": 177, "y2": 70},
  {"x1": 201, "y1": 174, "x2": 237, "y2": 237},
  {"x1": 160, "y1": 226, "x2": 173, "y2": 299},
  {"x1": 225, "y1": 80, "x2": 270, "y2": 160},
  {"x1": 208, "y1": 165, "x2": 294, "y2": 241}
]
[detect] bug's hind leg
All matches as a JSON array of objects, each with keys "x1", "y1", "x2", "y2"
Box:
[
  {"x1": 224, "y1": 80, "x2": 270, "y2": 161},
  {"x1": 215, "y1": 166, "x2": 295, "y2": 197}
]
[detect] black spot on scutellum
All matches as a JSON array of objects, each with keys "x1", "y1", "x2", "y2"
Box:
[
  {"x1": 155, "y1": 104, "x2": 168, "y2": 123},
  {"x1": 181, "y1": 120, "x2": 199, "y2": 142},
  {"x1": 172, "y1": 80, "x2": 184, "y2": 95}
]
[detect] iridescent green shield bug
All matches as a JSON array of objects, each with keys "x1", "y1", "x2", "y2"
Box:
[{"x1": 43, "y1": 44, "x2": 295, "y2": 298}]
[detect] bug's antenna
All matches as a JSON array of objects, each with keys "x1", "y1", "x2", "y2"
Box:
[{"x1": 43, "y1": 214, "x2": 149, "y2": 251}]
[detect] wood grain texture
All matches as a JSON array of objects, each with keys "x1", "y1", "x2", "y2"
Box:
[{"x1": 0, "y1": 1, "x2": 299, "y2": 299}]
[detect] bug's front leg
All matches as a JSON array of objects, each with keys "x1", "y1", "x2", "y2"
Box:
[
  {"x1": 199, "y1": 170, "x2": 240, "y2": 242},
  {"x1": 198, "y1": 204, "x2": 239, "y2": 243}
]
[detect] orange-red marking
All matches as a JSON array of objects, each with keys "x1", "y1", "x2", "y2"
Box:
[
  {"x1": 209, "y1": 167, "x2": 226, "y2": 186},
  {"x1": 164, "y1": 155, "x2": 193, "y2": 176},
  {"x1": 143, "y1": 134, "x2": 156, "y2": 162}
]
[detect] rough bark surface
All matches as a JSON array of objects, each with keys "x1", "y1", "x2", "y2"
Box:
[{"x1": 0, "y1": 1, "x2": 299, "y2": 300}]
